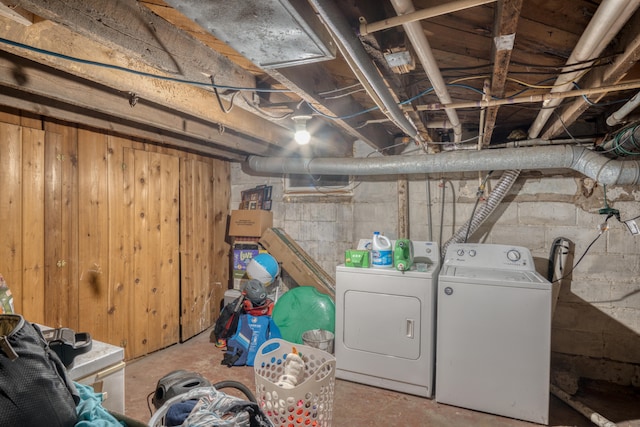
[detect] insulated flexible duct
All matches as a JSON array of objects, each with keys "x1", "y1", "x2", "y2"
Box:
[
  {"x1": 246, "y1": 145, "x2": 640, "y2": 186},
  {"x1": 441, "y1": 170, "x2": 520, "y2": 256}
]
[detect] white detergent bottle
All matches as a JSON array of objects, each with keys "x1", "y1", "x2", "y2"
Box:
[{"x1": 371, "y1": 231, "x2": 393, "y2": 268}]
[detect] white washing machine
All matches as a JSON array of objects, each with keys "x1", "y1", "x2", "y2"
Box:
[
  {"x1": 335, "y1": 241, "x2": 439, "y2": 397},
  {"x1": 436, "y1": 243, "x2": 552, "y2": 425}
]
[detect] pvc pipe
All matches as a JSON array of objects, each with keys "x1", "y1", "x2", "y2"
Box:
[
  {"x1": 389, "y1": 0, "x2": 463, "y2": 142},
  {"x1": 606, "y1": 91, "x2": 640, "y2": 126},
  {"x1": 359, "y1": 0, "x2": 497, "y2": 35},
  {"x1": 527, "y1": 0, "x2": 640, "y2": 138},
  {"x1": 550, "y1": 384, "x2": 618, "y2": 427},
  {"x1": 246, "y1": 145, "x2": 640, "y2": 186},
  {"x1": 309, "y1": 0, "x2": 419, "y2": 140}
]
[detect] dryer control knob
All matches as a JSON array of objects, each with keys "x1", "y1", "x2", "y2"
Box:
[
  {"x1": 506, "y1": 249, "x2": 521, "y2": 262},
  {"x1": 468, "y1": 250, "x2": 476, "y2": 257},
  {"x1": 456, "y1": 249, "x2": 465, "y2": 256}
]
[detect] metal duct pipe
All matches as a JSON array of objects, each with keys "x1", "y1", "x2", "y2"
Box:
[
  {"x1": 246, "y1": 145, "x2": 640, "y2": 185},
  {"x1": 528, "y1": 0, "x2": 640, "y2": 138},
  {"x1": 389, "y1": 0, "x2": 463, "y2": 142},
  {"x1": 309, "y1": 0, "x2": 419, "y2": 140}
]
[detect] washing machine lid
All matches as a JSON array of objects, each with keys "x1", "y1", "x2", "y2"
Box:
[{"x1": 440, "y1": 265, "x2": 550, "y2": 289}]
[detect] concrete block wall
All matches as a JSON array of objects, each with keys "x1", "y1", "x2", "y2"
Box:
[{"x1": 231, "y1": 144, "x2": 640, "y2": 386}]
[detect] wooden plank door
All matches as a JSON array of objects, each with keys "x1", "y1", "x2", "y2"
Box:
[
  {"x1": 125, "y1": 147, "x2": 180, "y2": 357},
  {"x1": 179, "y1": 157, "x2": 230, "y2": 340},
  {"x1": 180, "y1": 158, "x2": 215, "y2": 340}
]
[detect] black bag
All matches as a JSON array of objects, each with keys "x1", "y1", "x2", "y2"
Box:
[
  {"x1": 211, "y1": 295, "x2": 245, "y2": 344},
  {"x1": 0, "y1": 314, "x2": 79, "y2": 427}
]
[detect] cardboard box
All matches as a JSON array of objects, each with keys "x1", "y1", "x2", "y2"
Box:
[
  {"x1": 228, "y1": 210, "x2": 273, "y2": 237},
  {"x1": 259, "y1": 228, "x2": 335, "y2": 298}
]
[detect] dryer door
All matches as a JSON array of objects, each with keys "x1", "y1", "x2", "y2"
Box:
[{"x1": 344, "y1": 290, "x2": 420, "y2": 359}]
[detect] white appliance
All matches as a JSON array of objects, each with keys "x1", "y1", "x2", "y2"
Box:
[
  {"x1": 39, "y1": 325, "x2": 126, "y2": 413},
  {"x1": 335, "y1": 241, "x2": 439, "y2": 397},
  {"x1": 68, "y1": 338, "x2": 126, "y2": 413},
  {"x1": 435, "y1": 243, "x2": 553, "y2": 425}
]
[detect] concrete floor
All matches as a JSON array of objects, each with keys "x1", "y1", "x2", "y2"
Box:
[{"x1": 124, "y1": 328, "x2": 640, "y2": 427}]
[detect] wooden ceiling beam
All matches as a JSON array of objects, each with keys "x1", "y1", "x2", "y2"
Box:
[
  {"x1": 482, "y1": 0, "x2": 523, "y2": 146},
  {"x1": 12, "y1": 0, "x2": 253, "y2": 89},
  {"x1": 0, "y1": 16, "x2": 293, "y2": 149},
  {"x1": 0, "y1": 1, "x2": 34, "y2": 26},
  {"x1": 0, "y1": 50, "x2": 278, "y2": 159}
]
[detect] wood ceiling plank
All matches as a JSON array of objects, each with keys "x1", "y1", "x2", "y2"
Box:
[
  {"x1": 0, "y1": 16, "x2": 293, "y2": 150},
  {"x1": 14, "y1": 0, "x2": 254, "y2": 89},
  {"x1": 0, "y1": 1, "x2": 34, "y2": 25},
  {"x1": 483, "y1": 0, "x2": 523, "y2": 146}
]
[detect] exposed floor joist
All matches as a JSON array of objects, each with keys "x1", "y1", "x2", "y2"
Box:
[{"x1": 482, "y1": 0, "x2": 523, "y2": 146}]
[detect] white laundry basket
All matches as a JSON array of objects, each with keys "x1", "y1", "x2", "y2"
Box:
[{"x1": 254, "y1": 338, "x2": 336, "y2": 427}]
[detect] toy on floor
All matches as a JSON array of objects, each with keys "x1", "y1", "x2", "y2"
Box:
[{"x1": 275, "y1": 346, "x2": 305, "y2": 389}]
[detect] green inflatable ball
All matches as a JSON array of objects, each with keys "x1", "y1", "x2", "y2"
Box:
[{"x1": 271, "y1": 286, "x2": 335, "y2": 344}]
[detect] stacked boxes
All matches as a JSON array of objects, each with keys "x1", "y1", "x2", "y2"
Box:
[{"x1": 228, "y1": 209, "x2": 273, "y2": 289}]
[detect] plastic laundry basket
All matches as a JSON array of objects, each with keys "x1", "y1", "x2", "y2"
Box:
[{"x1": 254, "y1": 338, "x2": 336, "y2": 427}]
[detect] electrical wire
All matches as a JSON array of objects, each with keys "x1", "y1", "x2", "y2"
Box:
[
  {"x1": 551, "y1": 224, "x2": 608, "y2": 284},
  {"x1": 0, "y1": 36, "x2": 292, "y2": 93}
]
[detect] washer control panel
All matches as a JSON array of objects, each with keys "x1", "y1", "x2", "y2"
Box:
[{"x1": 444, "y1": 243, "x2": 535, "y2": 271}]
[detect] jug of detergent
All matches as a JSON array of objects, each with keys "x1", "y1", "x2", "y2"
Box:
[
  {"x1": 371, "y1": 232, "x2": 393, "y2": 268},
  {"x1": 394, "y1": 239, "x2": 414, "y2": 271}
]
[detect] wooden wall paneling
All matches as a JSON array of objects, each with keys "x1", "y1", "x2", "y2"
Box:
[
  {"x1": 107, "y1": 135, "x2": 134, "y2": 355},
  {"x1": 131, "y1": 148, "x2": 151, "y2": 357},
  {"x1": 146, "y1": 152, "x2": 180, "y2": 352},
  {"x1": 180, "y1": 157, "x2": 220, "y2": 340},
  {"x1": 77, "y1": 129, "x2": 110, "y2": 341},
  {"x1": 211, "y1": 158, "x2": 230, "y2": 315},
  {"x1": 179, "y1": 158, "x2": 198, "y2": 340},
  {"x1": 44, "y1": 129, "x2": 65, "y2": 327},
  {"x1": 0, "y1": 123, "x2": 22, "y2": 312},
  {"x1": 201, "y1": 160, "x2": 215, "y2": 330},
  {"x1": 20, "y1": 127, "x2": 45, "y2": 323},
  {"x1": 43, "y1": 120, "x2": 80, "y2": 329}
]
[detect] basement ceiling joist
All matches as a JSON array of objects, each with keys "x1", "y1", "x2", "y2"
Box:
[{"x1": 0, "y1": 0, "x2": 639, "y2": 160}]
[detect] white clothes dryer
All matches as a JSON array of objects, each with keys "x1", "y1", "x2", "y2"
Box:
[
  {"x1": 335, "y1": 241, "x2": 439, "y2": 397},
  {"x1": 436, "y1": 243, "x2": 553, "y2": 425}
]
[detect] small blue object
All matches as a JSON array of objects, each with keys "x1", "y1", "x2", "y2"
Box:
[{"x1": 246, "y1": 253, "x2": 280, "y2": 285}]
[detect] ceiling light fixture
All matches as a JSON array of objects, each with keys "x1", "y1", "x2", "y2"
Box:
[{"x1": 293, "y1": 114, "x2": 312, "y2": 145}]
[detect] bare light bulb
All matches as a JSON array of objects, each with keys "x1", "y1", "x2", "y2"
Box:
[{"x1": 293, "y1": 115, "x2": 312, "y2": 145}]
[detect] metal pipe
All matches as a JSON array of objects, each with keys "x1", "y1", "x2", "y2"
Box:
[
  {"x1": 309, "y1": 0, "x2": 419, "y2": 140},
  {"x1": 359, "y1": 0, "x2": 497, "y2": 35},
  {"x1": 246, "y1": 145, "x2": 640, "y2": 185},
  {"x1": 527, "y1": 0, "x2": 640, "y2": 138},
  {"x1": 411, "y1": 80, "x2": 640, "y2": 111},
  {"x1": 607, "y1": 91, "x2": 640, "y2": 126},
  {"x1": 389, "y1": 0, "x2": 463, "y2": 142}
]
